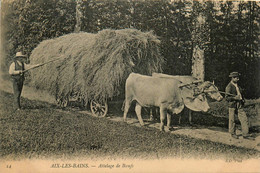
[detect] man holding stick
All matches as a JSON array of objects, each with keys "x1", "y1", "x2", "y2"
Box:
[
  {"x1": 225, "y1": 72, "x2": 254, "y2": 140},
  {"x1": 8, "y1": 52, "x2": 40, "y2": 110}
]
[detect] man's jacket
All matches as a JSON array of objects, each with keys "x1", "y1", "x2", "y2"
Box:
[
  {"x1": 225, "y1": 82, "x2": 245, "y2": 108},
  {"x1": 11, "y1": 60, "x2": 25, "y2": 81}
]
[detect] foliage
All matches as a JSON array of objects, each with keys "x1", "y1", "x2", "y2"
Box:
[
  {"x1": 1, "y1": 0, "x2": 259, "y2": 98},
  {"x1": 203, "y1": 1, "x2": 260, "y2": 98},
  {"x1": 2, "y1": 0, "x2": 76, "y2": 66}
]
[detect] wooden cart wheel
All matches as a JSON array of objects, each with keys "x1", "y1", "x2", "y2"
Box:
[
  {"x1": 57, "y1": 97, "x2": 69, "y2": 108},
  {"x1": 90, "y1": 99, "x2": 108, "y2": 117}
]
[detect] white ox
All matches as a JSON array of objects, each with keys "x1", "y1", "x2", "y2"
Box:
[
  {"x1": 151, "y1": 73, "x2": 223, "y2": 124},
  {"x1": 123, "y1": 73, "x2": 210, "y2": 131}
]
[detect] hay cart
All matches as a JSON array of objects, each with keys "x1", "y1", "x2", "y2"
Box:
[{"x1": 29, "y1": 29, "x2": 163, "y2": 117}]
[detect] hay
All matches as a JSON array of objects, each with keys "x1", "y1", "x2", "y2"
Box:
[{"x1": 29, "y1": 29, "x2": 164, "y2": 102}]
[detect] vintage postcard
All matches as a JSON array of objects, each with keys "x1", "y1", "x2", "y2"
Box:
[{"x1": 1, "y1": 0, "x2": 259, "y2": 172}]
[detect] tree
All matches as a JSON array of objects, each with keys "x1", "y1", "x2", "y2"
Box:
[
  {"x1": 190, "y1": 1, "x2": 208, "y2": 80},
  {"x1": 2, "y1": 0, "x2": 76, "y2": 67},
  {"x1": 74, "y1": 0, "x2": 83, "y2": 32}
]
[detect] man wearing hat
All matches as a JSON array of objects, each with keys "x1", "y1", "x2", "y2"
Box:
[
  {"x1": 8, "y1": 51, "x2": 38, "y2": 110},
  {"x1": 225, "y1": 72, "x2": 254, "y2": 140}
]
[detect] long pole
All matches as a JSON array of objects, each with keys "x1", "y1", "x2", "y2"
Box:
[
  {"x1": 22, "y1": 57, "x2": 63, "y2": 73},
  {"x1": 203, "y1": 90, "x2": 236, "y2": 97},
  {"x1": 218, "y1": 91, "x2": 236, "y2": 97}
]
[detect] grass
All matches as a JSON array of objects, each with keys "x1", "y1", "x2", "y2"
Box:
[{"x1": 0, "y1": 90, "x2": 260, "y2": 161}]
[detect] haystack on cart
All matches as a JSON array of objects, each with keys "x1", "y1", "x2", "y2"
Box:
[{"x1": 29, "y1": 29, "x2": 164, "y2": 117}]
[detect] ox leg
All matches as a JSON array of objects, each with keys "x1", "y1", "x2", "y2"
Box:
[
  {"x1": 149, "y1": 108, "x2": 154, "y2": 121},
  {"x1": 188, "y1": 110, "x2": 193, "y2": 125},
  {"x1": 155, "y1": 107, "x2": 159, "y2": 120},
  {"x1": 123, "y1": 99, "x2": 131, "y2": 122},
  {"x1": 166, "y1": 113, "x2": 172, "y2": 131},
  {"x1": 178, "y1": 115, "x2": 182, "y2": 125},
  {"x1": 159, "y1": 107, "x2": 167, "y2": 131},
  {"x1": 135, "y1": 103, "x2": 144, "y2": 126}
]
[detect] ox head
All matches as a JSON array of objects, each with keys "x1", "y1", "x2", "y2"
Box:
[
  {"x1": 196, "y1": 81, "x2": 223, "y2": 101},
  {"x1": 179, "y1": 85, "x2": 210, "y2": 112}
]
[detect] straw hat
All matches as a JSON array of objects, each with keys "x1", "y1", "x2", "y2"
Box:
[
  {"x1": 15, "y1": 52, "x2": 27, "y2": 58},
  {"x1": 229, "y1": 72, "x2": 241, "y2": 78}
]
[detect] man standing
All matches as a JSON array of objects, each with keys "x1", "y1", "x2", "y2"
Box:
[
  {"x1": 8, "y1": 51, "x2": 38, "y2": 110},
  {"x1": 225, "y1": 72, "x2": 254, "y2": 140}
]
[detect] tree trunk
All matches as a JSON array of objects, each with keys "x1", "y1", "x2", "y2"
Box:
[
  {"x1": 191, "y1": 12, "x2": 206, "y2": 81},
  {"x1": 192, "y1": 45, "x2": 205, "y2": 80},
  {"x1": 74, "y1": 0, "x2": 83, "y2": 33}
]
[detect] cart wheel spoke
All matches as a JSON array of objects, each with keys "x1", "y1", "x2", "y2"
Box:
[
  {"x1": 92, "y1": 101, "x2": 98, "y2": 105},
  {"x1": 100, "y1": 107, "x2": 106, "y2": 113},
  {"x1": 93, "y1": 107, "x2": 98, "y2": 112}
]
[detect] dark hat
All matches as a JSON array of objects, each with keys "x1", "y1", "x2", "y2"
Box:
[
  {"x1": 15, "y1": 52, "x2": 27, "y2": 58},
  {"x1": 229, "y1": 72, "x2": 241, "y2": 78}
]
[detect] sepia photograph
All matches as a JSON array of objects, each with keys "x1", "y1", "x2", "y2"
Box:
[{"x1": 0, "y1": 0, "x2": 260, "y2": 172}]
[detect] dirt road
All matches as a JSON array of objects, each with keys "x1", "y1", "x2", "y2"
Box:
[{"x1": 1, "y1": 77, "x2": 260, "y2": 151}]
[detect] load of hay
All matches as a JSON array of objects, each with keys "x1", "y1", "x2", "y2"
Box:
[{"x1": 29, "y1": 28, "x2": 164, "y2": 102}]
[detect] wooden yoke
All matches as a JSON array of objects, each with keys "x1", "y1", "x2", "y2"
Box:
[{"x1": 178, "y1": 80, "x2": 203, "y2": 88}]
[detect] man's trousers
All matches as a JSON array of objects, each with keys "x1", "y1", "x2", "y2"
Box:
[
  {"x1": 229, "y1": 107, "x2": 249, "y2": 136},
  {"x1": 12, "y1": 79, "x2": 24, "y2": 109}
]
